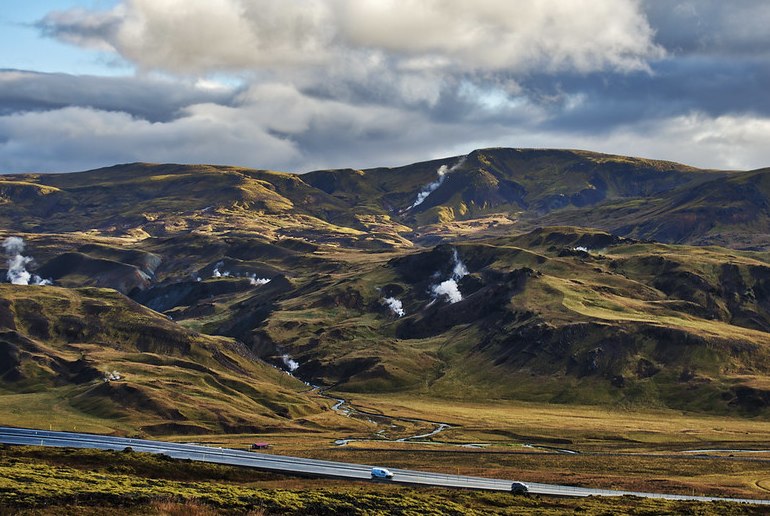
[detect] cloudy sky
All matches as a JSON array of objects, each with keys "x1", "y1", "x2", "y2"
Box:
[{"x1": 1, "y1": 0, "x2": 769, "y2": 173}]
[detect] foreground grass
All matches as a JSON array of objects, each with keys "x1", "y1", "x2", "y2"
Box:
[{"x1": 0, "y1": 446, "x2": 768, "y2": 515}]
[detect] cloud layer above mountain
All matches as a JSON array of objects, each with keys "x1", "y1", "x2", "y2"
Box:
[{"x1": 2, "y1": 0, "x2": 770, "y2": 173}]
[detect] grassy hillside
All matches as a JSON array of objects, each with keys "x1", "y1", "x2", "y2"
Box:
[
  {"x1": 233, "y1": 227, "x2": 770, "y2": 415},
  {"x1": 0, "y1": 284, "x2": 322, "y2": 435},
  {"x1": 84, "y1": 220, "x2": 770, "y2": 417},
  {"x1": 2, "y1": 148, "x2": 768, "y2": 249},
  {"x1": 305, "y1": 148, "x2": 742, "y2": 247},
  {"x1": 4, "y1": 148, "x2": 770, "y2": 430},
  {"x1": 6, "y1": 225, "x2": 770, "y2": 420}
]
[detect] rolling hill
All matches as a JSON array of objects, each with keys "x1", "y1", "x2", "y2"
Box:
[
  {"x1": 0, "y1": 283, "x2": 321, "y2": 435},
  {"x1": 3, "y1": 147, "x2": 770, "y2": 430},
  {"x1": 4, "y1": 147, "x2": 769, "y2": 250}
]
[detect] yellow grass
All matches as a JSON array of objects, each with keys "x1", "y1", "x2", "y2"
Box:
[
  {"x1": 545, "y1": 275, "x2": 770, "y2": 343},
  {"x1": 339, "y1": 394, "x2": 770, "y2": 450}
]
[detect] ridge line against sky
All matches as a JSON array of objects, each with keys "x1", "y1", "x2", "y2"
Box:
[{"x1": 1, "y1": 0, "x2": 770, "y2": 174}]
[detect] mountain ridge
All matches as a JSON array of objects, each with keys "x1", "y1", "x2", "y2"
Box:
[
  {"x1": 3, "y1": 146, "x2": 763, "y2": 250},
  {"x1": 4, "y1": 147, "x2": 770, "y2": 430}
]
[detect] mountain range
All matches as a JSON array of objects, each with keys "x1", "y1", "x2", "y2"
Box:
[{"x1": 3, "y1": 147, "x2": 770, "y2": 433}]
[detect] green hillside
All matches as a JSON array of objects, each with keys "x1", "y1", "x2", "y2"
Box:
[
  {"x1": 3, "y1": 148, "x2": 770, "y2": 430},
  {"x1": 0, "y1": 284, "x2": 320, "y2": 435},
  {"x1": 2, "y1": 147, "x2": 767, "y2": 249}
]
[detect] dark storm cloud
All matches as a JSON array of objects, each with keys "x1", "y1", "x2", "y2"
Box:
[
  {"x1": 0, "y1": 70, "x2": 240, "y2": 122},
  {"x1": 642, "y1": 0, "x2": 770, "y2": 56},
  {"x1": 513, "y1": 54, "x2": 770, "y2": 133}
]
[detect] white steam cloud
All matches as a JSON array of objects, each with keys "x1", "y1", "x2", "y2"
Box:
[
  {"x1": 103, "y1": 370, "x2": 122, "y2": 382},
  {"x1": 451, "y1": 248, "x2": 469, "y2": 278},
  {"x1": 431, "y1": 280, "x2": 463, "y2": 304},
  {"x1": 212, "y1": 262, "x2": 270, "y2": 286},
  {"x1": 430, "y1": 248, "x2": 468, "y2": 304},
  {"x1": 282, "y1": 354, "x2": 299, "y2": 372},
  {"x1": 212, "y1": 262, "x2": 230, "y2": 278},
  {"x1": 408, "y1": 157, "x2": 466, "y2": 210},
  {"x1": 3, "y1": 237, "x2": 51, "y2": 286},
  {"x1": 408, "y1": 165, "x2": 447, "y2": 210},
  {"x1": 383, "y1": 296, "x2": 405, "y2": 317}
]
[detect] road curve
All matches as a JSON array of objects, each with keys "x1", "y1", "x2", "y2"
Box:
[{"x1": 1, "y1": 426, "x2": 768, "y2": 505}]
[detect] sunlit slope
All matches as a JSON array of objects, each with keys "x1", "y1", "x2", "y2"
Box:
[
  {"x1": 3, "y1": 149, "x2": 770, "y2": 424},
  {"x1": 3, "y1": 148, "x2": 770, "y2": 249},
  {"x1": 0, "y1": 284, "x2": 319, "y2": 435},
  {"x1": 225, "y1": 227, "x2": 770, "y2": 416},
  {"x1": 0, "y1": 163, "x2": 377, "y2": 247},
  {"x1": 305, "y1": 148, "x2": 752, "y2": 247}
]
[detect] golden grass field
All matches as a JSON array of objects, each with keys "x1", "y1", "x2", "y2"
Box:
[
  {"x1": 150, "y1": 391, "x2": 770, "y2": 501},
  {"x1": 2, "y1": 445, "x2": 769, "y2": 515}
]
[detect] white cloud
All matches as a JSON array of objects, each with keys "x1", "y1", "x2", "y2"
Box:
[
  {"x1": 42, "y1": 0, "x2": 334, "y2": 74},
  {"x1": 334, "y1": 0, "x2": 662, "y2": 73},
  {"x1": 0, "y1": 104, "x2": 300, "y2": 172},
  {"x1": 4, "y1": 87, "x2": 770, "y2": 174},
  {"x1": 478, "y1": 112, "x2": 770, "y2": 171},
  {"x1": 0, "y1": 80, "x2": 467, "y2": 172},
  {"x1": 649, "y1": 113, "x2": 770, "y2": 170},
  {"x1": 41, "y1": 0, "x2": 661, "y2": 75}
]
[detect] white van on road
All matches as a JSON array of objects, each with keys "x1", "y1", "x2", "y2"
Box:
[{"x1": 370, "y1": 467, "x2": 394, "y2": 479}]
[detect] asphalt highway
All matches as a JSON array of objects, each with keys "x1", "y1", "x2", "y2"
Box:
[{"x1": 1, "y1": 426, "x2": 768, "y2": 505}]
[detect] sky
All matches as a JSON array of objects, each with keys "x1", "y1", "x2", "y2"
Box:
[{"x1": 1, "y1": 0, "x2": 770, "y2": 174}]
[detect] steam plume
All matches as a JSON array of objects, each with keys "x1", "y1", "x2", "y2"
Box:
[
  {"x1": 282, "y1": 354, "x2": 299, "y2": 372},
  {"x1": 408, "y1": 157, "x2": 466, "y2": 210},
  {"x1": 383, "y1": 297, "x2": 405, "y2": 317},
  {"x1": 431, "y1": 280, "x2": 463, "y2": 304},
  {"x1": 451, "y1": 248, "x2": 468, "y2": 278},
  {"x1": 430, "y1": 248, "x2": 468, "y2": 304},
  {"x1": 248, "y1": 274, "x2": 271, "y2": 286},
  {"x1": 3, "y1": 237, "x2": 51, "y2": 286},
  {"x1": 212, "y1": 261, "x2": 230, "y2": 277},
  {"x1": 211, "y1": 262, "x2": 270, "y2": 286}
]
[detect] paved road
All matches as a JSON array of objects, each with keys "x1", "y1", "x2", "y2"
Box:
[{"x1": 1, "y1": 426, "x2": 768, "y2": 505}]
